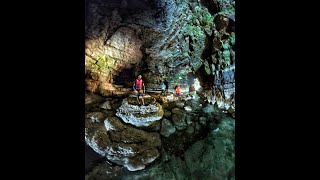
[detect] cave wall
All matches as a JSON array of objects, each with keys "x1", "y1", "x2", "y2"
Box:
[{"x1": 85, "y1": 0, "x2": 235, "y2": 110}]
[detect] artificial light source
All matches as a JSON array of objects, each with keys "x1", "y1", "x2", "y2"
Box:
[{"x1": 194, "y1": 78, "x2": 201, "y2": 91}]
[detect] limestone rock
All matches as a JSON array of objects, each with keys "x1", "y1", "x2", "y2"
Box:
[
  {"x1": 160, "y1": 119, "x2": 176, "y2": 137},
  {"x1": 85, "y1": 113, "x2": 161, "y2": 171},
  {"x1": 115, "y1": 98, "x2": 164, "y2": 128},
  {"x1": 171, "y1": 108, "x2": 187, "y2": 130}
]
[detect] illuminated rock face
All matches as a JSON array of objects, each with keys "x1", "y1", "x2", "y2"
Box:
[
  {"x1": 85, "y1": 0, "x2": 235, "y2": 174},
  {"x1": 85, "y1": 112, "x2": 161, "y2": 171},
  {"x1": 85, "y1": 0, "x2": 235, "y2": 112}
]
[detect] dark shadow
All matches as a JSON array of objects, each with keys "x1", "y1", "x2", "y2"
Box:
[
  {"x1": 85, "y1": 144, "x2": 104, "y2": 174},
  {"x1": 113, "y1": 67, "x2": 136, "y2": 87}
]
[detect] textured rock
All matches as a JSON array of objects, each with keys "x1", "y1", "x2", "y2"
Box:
[
  {"x1": 85, "y1": 0, "x2": 235, "y2": 178},
  {"x1": 184, "y1": 105, "x2": 192, "y2": 112},
  {"x1": 85, "y1": 92, "x2": 105, "y2": 105},
  {"x1": 186, "y1": 126, "x2": 194, "y2": 134},
  {"x1": 171, "y1": 108, "x2": 187, "y2": 130},
  {"x1": 163, "y1": 110, "x2": 172, "y2": 119},
  {"x1": 85, "y1": 113, "x2": 161, "y2": 171},
  {"x1": 175, "y1": 101, "x2": 185, "y2": 108},
  {"x1": 184, "y1": 117, "x2": 235, "y2": 179},
  {"x1": 199, "y1": 117, "x2": 207, "y2": 126},
  {"x1": 85, "y1": 0, "x2": 235, "y2": 110},
  {"x1": 99, "y1": 101, "x2": 112, "y2": 110},
  {"x1": 160, "y1": 119, "x2": 176, "y2": 137},
  {"x1": 185, "y1": 114, "x2": 193, "y2": 125},
  {"x1": 116, "y1": 98, "x2": 164, "y2": 128},
  {"x1": 86, "y1": 115, "x2": 235, "y2": 179},
  {"x1": 202, "y1": 103, "x2": 215, "y2": 114}
]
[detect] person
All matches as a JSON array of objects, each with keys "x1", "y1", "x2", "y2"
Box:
[
  {"x1": 174, "y1": 85, "x2": 181, "y2": 100},
  {"x1": 133, "y1": 75, "x2": 145, "y2": 105},
  {"x1": 163, "y1": 79, "x2": 169, "y2": 95},
  {"x1": 161, "y1": 82, "x2": 166, "y2": 95}
]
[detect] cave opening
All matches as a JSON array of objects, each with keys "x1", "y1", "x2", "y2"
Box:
[{"x1": 113, "y1": 66, "x2": 136, "y2": 87}]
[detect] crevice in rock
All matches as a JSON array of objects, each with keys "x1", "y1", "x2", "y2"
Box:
[{"x1": 201, "y1": 31, "x2": 215, "y2": 64}]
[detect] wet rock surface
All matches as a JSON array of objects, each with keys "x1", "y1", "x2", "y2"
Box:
[
  {"x1": 85, "y1": 0, "x2": 235, "y2": 178},
  {"x1": 85, "y1": 112, "x2": 161, "y2": 171},
  {"x1": 85, "y1": 0, "x2": 235, "y2": 111},
  {"x1": 160, "y1": 118, "x2": 176, "y2": 137},
  {"x1": 86, "y1": 114, "x2": 235, "y2": 179}
]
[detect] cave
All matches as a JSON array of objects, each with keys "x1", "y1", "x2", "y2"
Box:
[{"x1": 85, "y1": 0, "x2": 235, "y2": 179}]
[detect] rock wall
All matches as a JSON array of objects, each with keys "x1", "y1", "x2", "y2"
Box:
[{"x1": 85, "y1": 0, "x2": 235, "y2": 109}]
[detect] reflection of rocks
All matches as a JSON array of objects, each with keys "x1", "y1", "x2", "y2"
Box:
[
  {"x1": 186, "y1": 126, "x2": 194, "y2": 134},
  {"x1": 85, "y1": 113, "x2": 161, "y2": 171},
  {"x1": 163, "y1": 110, "x2": 171, "y2": 119},
  {"x1": 171, "y1": 108, "x2": 187, "y2": 130},
  {"x1": 202, "y1": 103, "x2": 215, "y2": 114},
  {"x1": 116, "y1": 97, "x2": 164, "y2": 128},
  {"x1": 184, "y1": 117, "x2": 235, "y2": 179},
  {"x1": 199, "y1": 117, "x2": 207, "y2": 126},
  {"x1": 160, "y1": 119, "x2": 176, "y2": 137},
  {"x1": 175, "y1": 101, "x2": 185, "y2": 108},
  {"x1": 86, "y1": 116, "x2": 235, "y2": 179}
]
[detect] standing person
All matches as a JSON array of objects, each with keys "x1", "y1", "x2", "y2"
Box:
[
  {"x1": 174, "y1": 85, "x2": 181, "y2": 101},
  {"x1": 163, "y1": 79, "x2": 169, "y2": 95},
  {"x1": 133, "y1": 75, "x2": 145, "y2": 105},
  {"x1": 161, "y1": 81, "x2": 166, "y2": 95}
]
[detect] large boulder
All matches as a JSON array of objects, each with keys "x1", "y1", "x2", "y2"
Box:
[
  {"x1": 160, "y1": 119, "x2": 176, "y2": 137},
  {"x1": 115, "y1": 97, "x2": 164, "y2": 128},
  {"x1": 171, "y1": 108, "x2": 187, "y2": 130},
  {"x1": 85, "y1": 112, "x2": 161, "y2": 171}
]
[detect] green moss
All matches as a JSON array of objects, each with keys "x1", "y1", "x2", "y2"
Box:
[
  {"x1": 184, "y1": 24, "x2": 194, "y2": 36},
  {"x1": 191, "y1": 58, "x2": 202, "y2": 72},
  {"x1": 106, "y1": 55, "x2": 115, "y2": 68},
  {"x1": 216, "y1": 0, "x2": 235, "y2": 17},
  {"x1": 92, "y1": 55, "x2": 116, "y2": 72},
  {"x1": 222, "y1": 42, "x2": 230, "y2": 50},
  {"x1": 204, "y1": 61, "x2": 211, "y2": 75},
  {"x1": 194, "y1": 26, "x2": 204, "y2": 38},
  {"x1": 202, "y1": 12, "x2": 214, "y2": 26},
  {"x1": 223, "y1": 50, "x2": 230, "y2": 58},
  {"x1": 96, "y1": 55, "x2": 106, "y2": 69}
]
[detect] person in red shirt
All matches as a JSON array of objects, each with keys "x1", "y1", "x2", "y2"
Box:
[
  {"x1": 174, "y1": 85, "x2": 181, "y2": 101},
  {"x1": 133, "y1": 75, "x2": 145, "y2": 105}
]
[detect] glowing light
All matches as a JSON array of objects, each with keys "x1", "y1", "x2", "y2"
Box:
[{"x1": 194, "y1": 78, "x2": 201, "y2": 91}]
